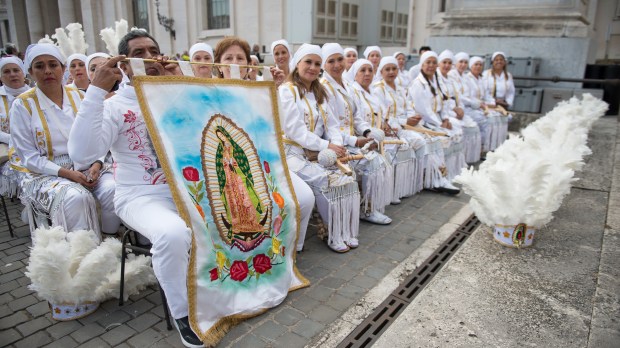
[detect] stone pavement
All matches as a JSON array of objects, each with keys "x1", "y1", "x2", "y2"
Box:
[
  {"x1": 0, "y1": 158, "x2": 470, "y2": 346},
  {"x1": 375, "y1": 116, "x2": 620, "y2": 347}
]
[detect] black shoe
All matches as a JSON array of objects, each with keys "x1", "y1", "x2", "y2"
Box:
[
  {"x1": 173, "y1": 316, "x2": 204, "y2": 348},
  {"x1": 433, "y1": 186, "x2": 460, "y2": 195}
]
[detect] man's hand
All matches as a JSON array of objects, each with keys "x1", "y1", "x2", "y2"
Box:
[
  {"x1": 90, "y1": 56, "x2": 125, "y2": 92},
  {"x1": 454, "y1": 107, "x2": 464, "y2": 120},
  {"x1": 406, "y1": 115, "x2": 422, "y2": 127}
]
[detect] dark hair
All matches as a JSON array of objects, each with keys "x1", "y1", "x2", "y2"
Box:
[
  {"x1": 287, "y1": 68, "x2": 329, "y2": 105},
  {"x1": 118, "y1": 30, "x2": 160, "y2": 56},
  {"x1": 434, "y1": 71, "x2": 448, "y2": 101},
  {"x1": 4, "y1": 43, "x2": 18, "y2": 55},
  {"x1": 419, "y1": 46, "x2": 431, "y2": 54},
  {"x1": 213, "y1": 36, "x2": 251, "y2": 77}
]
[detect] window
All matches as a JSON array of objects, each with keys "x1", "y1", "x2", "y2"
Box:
[
  {"x1": 205, "y1": 0, "x2": 230, "y2": 30},
  {"x1": 132, "y1": 0, "x2": 150, "y2": 32},
  {"x1": 315, "y1": 0, "x2": 337, "y2": 38},
  {"x1": 395, "y1": 12, "x2": 408, "y2": 42},
  {"x1": 380, "y1": 10, "x2": 394, "y2": 41},
  {"x1": 340, "y1": 2, "x2": 359, "y2": 39}
]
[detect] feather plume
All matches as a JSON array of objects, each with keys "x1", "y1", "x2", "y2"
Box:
[
  {"x1": 52, "y1": 27, "x2": 71, "y2": 59},
  {"x1": 65, "y1": 22, "x2": 88, "y2": 55},
  {"x1": 38, "y1": 35, "x2": 55, "y2": 45},
  {"x1": 100, "y1": 19, "x2": 131, "y2": 56},
  {"x1": 455, "y1": 94, "x2": 608, "y2": 228},
  {"x1": 95, "y1": 253, "x2": 157, "y2": 302}
]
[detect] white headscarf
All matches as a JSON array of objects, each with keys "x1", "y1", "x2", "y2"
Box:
[
  {"x1": 491, "y1": 51, "x2": 506, "y2": 61},
  {"x1": 0, "y1": 56, "x2": 26, "y2": 75},
  {"x1": 344, "y1": 47, "x2": 357, "y2": 57},
  {"x1": 270, "y1": 39, "x2": 291, "y2": 56},
  {"x1": 290, "y1": 43, "x2": 322, "y2": 73},
  {"x1": 189, "y1": 43, "x2": 214, "y2": 61},
  {"x1": 85, "y1": 53, "x2": 111, "y2": 80},
  {"x1": 438, "y1": 50, "x2": 454, "y2": 63},
  {"x1": 347, "y1": 58, "x2": 372, "y2": 82},
  {"x1": 469, "y1": 56, "x2": 484, "y2": 69},
  {"x1": 393, "y1": 51, "x2": 405, "y2": 59},
  {"x1": 24, "y1": 43, "x2": 64, "y2": 69},
  {"x1": 454, "y1": 52, "x2": 469, "y2": 63},
  {"x1": 377, "y1": 56, "x2": 398, "y2": 73},
  {"x1": 66, "y1": 53, "x2": 87, "y2": 67},
  {"x1": 420, "y1": 51, "x2": 438, "y2": 65},
  {"x1": 321, "y1": 43, "x2": 344, "y2": 69},
  {"x1": 363, "y1": 46, "x2": 382, "y2": 59}
]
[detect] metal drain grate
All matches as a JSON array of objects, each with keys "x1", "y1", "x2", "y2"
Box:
[{"x1": 338, "y1": 214, "x2": 481, "y2": 348}]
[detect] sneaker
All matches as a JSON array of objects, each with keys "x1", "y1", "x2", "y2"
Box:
[
  {"x1": 329, "y1": 242, "x2": 350, "y2": 253},
  {"x1": 346, "y1": 238, "x2": 359, "y2": 249},
  {"x1": 390, "y1": 198, "x2": 401, "y2": 205},
  {"x1": 361, "y1": 211, "x2": 392, "y2": 225},
  {"x1": 173, "y1": 316, "x2": 204, "y2": 348},
  {"x1": 434, "y1": 180, "x2": 460, "y2": 195}
]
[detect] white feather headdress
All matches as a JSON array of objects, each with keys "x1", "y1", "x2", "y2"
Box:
[
  {"x1": 99, "y1": 19, "x2": 147, "y2": 56},
  {"x1": 455, "y1": 94, "x2": 608, "y2": 227},
  {"x1": 37, "y1": 23, "x2": 88, "y2": 59}
]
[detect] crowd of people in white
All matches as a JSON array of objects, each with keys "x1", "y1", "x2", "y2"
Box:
[{"x1": 0, "y1": 30, "x2": 514, "y2": 347}]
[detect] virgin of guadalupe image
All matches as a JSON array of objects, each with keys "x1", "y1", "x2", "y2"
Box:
[{"x1": 214, "y1": 126, "x2": 269, "y2": 247}]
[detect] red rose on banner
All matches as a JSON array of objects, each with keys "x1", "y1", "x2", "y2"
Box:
[
  {"x1": 209, "y1": 268, "x2": 218, "y2": 281},
  {"x1": 230, "y1": 260, "x2": 249, "y2": 281},
  {"x1": 183, "y1": 166, "x2": 200, "y2": 181},
  {"x1": 263, "y1": 161, "x2": 270, "y2": 174},
  {"x1": 253, "y1": 254, "x2": 272, "y2": 274}
]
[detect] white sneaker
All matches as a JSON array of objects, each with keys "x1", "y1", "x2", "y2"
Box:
[
  {"x1": 346, "y1": 238, "x2": 359, "y2": 248},
  {"x1": 434, "y1": 178, "x2": 460, "y2": 195},
  {"x1": 329, "y1": 242, "x2": 350, "y2": 253},
  {"x1": 361, "y1": 210, "x2": 392, "y2": 225}
]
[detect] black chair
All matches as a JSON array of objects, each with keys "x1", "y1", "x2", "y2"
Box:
[
  {"x1": 1, "y1": 196, "x2": 14, "y2": 238},
  {"x1": 119, "y1": 227, "x2": 173, "y2": 330}
]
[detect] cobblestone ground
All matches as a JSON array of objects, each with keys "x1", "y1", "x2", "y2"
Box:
[{"x1": 0, "y1": 189, "x2": 468, "y2": 347}]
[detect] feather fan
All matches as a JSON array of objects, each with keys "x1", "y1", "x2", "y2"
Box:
[{"x1": 455, "y1": 94, "x2": 608, "y2": 228}]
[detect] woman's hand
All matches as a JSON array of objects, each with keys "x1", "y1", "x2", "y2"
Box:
[
  {"x1": 270, "y1": 67, "x2": 286, "y2": 87},
  {"x1": 355, "y1": 137, "x2": 372, "y2": 148},
  {"x1": 406, "y1": 115, "x2": 422, "y2": 127},
  {"x1": 59, "y1": 168, "x2": 97, "y2": 190},
  {"x1": 86, "y1": 161, "x2": 102, "y2": 184},
  {"x1": 441, "y1": 119, "x2": 452, "y2": 130},
  {"x1": 328, "y1": 143, "x2": 347, "y2": 158},
  {"x1": 454, "y1": 107, "x2": 464, "y2": 120}
]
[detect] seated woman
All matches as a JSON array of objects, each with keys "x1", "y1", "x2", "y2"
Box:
[
  {"x1": 343, "y1": 47, "x2": 358, "y2": 76},
  {"x1": 363, "y1": 46, "x2": 383, "y2": 83},
  {"x1": 0, "y1": 56, "x2": 30, "y2": 197},
  {"x1": 393, "y1": 52, "x2": 411, "y2": 89},
  {"x1": 436, "y1": 50, "x2": 481, "y2": 166},
  {"x1": 279, "y1": 43, "x2": 361, "y2": 253},
  {"x1": 9, "y1": 44, "x2": 120, "y2": 238},
  {"x1": 411, "y1": 51, "x2": 467, "y2": 181},
  {"x1": 189, "y1": 42, "x2": 214, "y2": 79},
  {"x1": 66, "y1": 53, "x2": 89, "y2": 91},
  {"x1": 482, "y1": 51, "x2": 513, "y2": 149},
  {"x1": 448, "y1": 52, "x2": 483, "y2": 163},
  {"x1": 466, "y1": 56, "x2": 505, "y2": 153},
  {"x1": 320, "y1": 43, "x2": 392, "y2": 225},
  {"x1": 214, "y1": 37, "x2": 313, "y2": 252}
]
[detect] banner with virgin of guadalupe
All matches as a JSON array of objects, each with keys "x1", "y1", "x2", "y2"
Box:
[{"x1": 133, "y1": 76, "x2": 309, "y2": 345}]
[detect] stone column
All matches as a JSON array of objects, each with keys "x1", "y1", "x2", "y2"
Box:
[
  {"x1": 79, "y1": 0, "x2": 98, "y2": 53},
  {"x1": 58, "y1": 0, "x2": 77, "y2": 27},
  {"x1": 25, "y1": 0, "x2": 44, "y2": 42}
]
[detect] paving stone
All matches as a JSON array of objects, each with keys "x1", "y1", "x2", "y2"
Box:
[
  {"x1": 253, "y1": 319, "x2": 287, "y2": 343},
  {"x1": 128, "y1": 287, "x2": 155, "y2": 302},
  {"x1": 364, "y1": 265, "x2": 391, "y2": 280},
  {"x1": 2, "y1": 251, "x2": 26, "y2": 263},
  {"x1": 0, "y1": 304, "x2": 11, "y2": 318},
  {"x1": 0, "y1": 280, "x2": 19, "y2": 294},
  {"x1": 76, "y1": 337, "x2": 111, "y2": 348},
  {"x1": 127, "y1": 327, "x2": 166, "y2": 347},
  {"x1": 46, "y1": 320, "x2": 84, "y2": 339},
  {"x1": 305, "y1": 285, "x2": 334, "y2": 302},
  {"x1": 274, "y1": 307, "x2": 305, "y2": 327},
  {"x1": 70, "y1": 322, "x2": 106, "y2": 343},
  {"x1": 41, "y1": 334, "x2": 79, "y2": 348},
  {"x1": 0, "y1": 327, "x2": 22, "y2": 345},
  {"x1": 16, "y1": 315, "x2": 53, "y2": 336},
  {"x1": 0, "y1": 292, "x2": 12, "y2": 306},
  {"x1": 8, "y1": 294, "x2": 39, "y2": 311},
  {"x1": 10, "y1": 285, "x2": 34, "y2": 299},
  {"x1": 146, "y1": 290, "x2": 164, "y2": 305},
  {"x1": 331, "y1": 265, "x2": 358, "y2": 281},
  {"x1": 304, "y1": 266, "x2": 332, "y2": 281},
  {"x1": 26, "y1": 300, "x2": 51, "y2": 318},
  {"x1": 0, "y1": 310, "x2": 29, "y2": 329},
  {"x1": 76, "y1": 307, "x2": 110, "y2": 325},
  {"x1": 16, "y1": 276, "x2": 30, "y2": 286},
  {"x1": 308, "y1": 304, "x2": 341, "y2": 324},
  {"x1": 127, "y1": 312, "x2": 160, "y2": 332},
  {"x1": 290, "y1": 295, "x2": 320, "y2": 313},
  {"x1": 0, "y1": 269, "x2": 22, "y2": 283},
  {"x1": 325, "y1": 293, "x2": 357, "y2": 311},
  {"x1": 349, "y1": 275, "x2": 377, "y2": 290},
  {"x1": 13, "y1": 330, "x2": 53, "y2": 348},
  {"x1": 230, "y1": 333, "x2": 267, "y2": 348},
  {"x1": 2, "y1": 261, "x2": 23, "y2": 273},
  {"x1": 291, "y1": 318, "x2": 324, "y2": 339},
  {"x1": 100, "y1": 324, "x2": 137, "y2": 346},
  {"x1": 319, "y1": 276, "x2": 347, "y2": 289},
  {"x1": 271, "y1": 331, "x2": 308, "y2": 348},
  {"x1": 4, "y1": 244, "x2": 28, "y2": 255},
  {"x1": 121, "y1": 298, "x2": 155, "y2": 317},
  {"x1": 338, "y1": 284, "x2": 366, "y2": 300}
]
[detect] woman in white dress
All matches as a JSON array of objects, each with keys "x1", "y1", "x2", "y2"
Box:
[
  {"x1": 279, "y1": 44, "x2": 361, "y2": 253},
  {"x1": 66, "y1": 53, "x2": 89, "y2": 91},
  {"x1": 344, "y1": 47, "x2": 358, "y2": 72},
  {"x1": 320, "y1": 43, "x2": 392, "y2": 225},
  {"x1": 363, "y1": 46, "x2": 383, "y2": 83},
  {"x1": 481, "y1": 51, "x2": 513, "y2": 149},
  {"x1": 271, "y1": 39, "x2": 292, "y2": 77},
  {"x1": 393, "y1": 52, "x2": 411, "y2": 89},
  {"x1": 10, "y1": 44, "x2": 119, "y2": 238}
]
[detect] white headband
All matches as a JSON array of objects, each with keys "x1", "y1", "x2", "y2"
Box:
[
  {"x1": 363, "y1": 46, "x2": 382, "y2": 59},
  {"x1": 438, "y1": 49, "x2": 454, "y2": 63},
  {"x1": 66, "y1": 53, "x2": 87, "y2": 67},
  {"x1": 321, "y1": 43, "x2": 344, "y2": 69},
  {"x1": 270, "y1": 39, "x2": 291, "y2": 55},
  {"x1": 454, "y1": 52, "x2": 469, "y2": 63},
  {"x1": 492, "y1": 51, "x2": 506, "y2": 61},
  {"x1": 290, "y1": 43, "x2": 322, "y2": 73},
  {"x1": 393, "y1": 51, "x2": 405, "y2": 59},
  {"x1": 344, "y1": 47, "x2": 357, "y2": 57},
  {"x1": 85, "y1": 52, "x2": 111, "y2": 80},
  {"x1": 348, "y1": 58, "x2": 372, "y2": 82},
  {"x1": 469, "y1": 56, "x2": 484, "y2": 69},
  {"x1": 189, "y1": 43, "x2": 214, "y2": 61},
  {"x1": 0, "y1": 56, "x2": 26, "y2": 75},
  {"x1": 420, "y1": 51, "x2": 438, "y2": 65},
  {"x1": 24, "y1": 43, "x2": 64, "y2": 69},
  {"x1": 378, "y1": 56, "x2": 398, "y2": 73}
]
